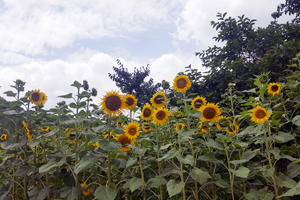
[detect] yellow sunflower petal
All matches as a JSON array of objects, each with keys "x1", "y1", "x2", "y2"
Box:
[
  {"x1": 191, "y1": 96, "x2": 207, "y2": 110},
  {"x1": 141, "y1": 104, "x2": 153, "y2": 121},
  {"x1": 123, "y1": 94, "x2": 138, "y2": 110},
  {"x1": 124, "y1": 122, "x2": 140, "y2": 140},
  {"x1": 150, "y1": 92, "x2": 166, "y2": 108},
  {"x1": 267, "y1": 83, "x2": 281, "y2": 96},
  {"x1": 173, "y1": 75, "x2": 191, "y2": 93},
  {"x1": 99, "y1": 90, "x2": 125, "y2": 118},
  {"x1": 152, "y1": 107, "x2": 170, "y2": 126},
  {"x1": 249, "y1": 105, "x2": 270, "y2": 124},
  {"x1": 142, "y1": 123, "x2": 152, "y2": 132},
  {"x1": 175, "y1": 123, "x2": 185, "y2": 131},
  {"x1": 199, "y1": 103, "x2": 222, "y2": 123}
]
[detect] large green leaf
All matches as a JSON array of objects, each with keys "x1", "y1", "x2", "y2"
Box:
[
  {"x1": 148, "y1": 176, "x2": 167, "y2": 188},
  {"x1": 292, "y1": 115, "x2": 300, "y2": 126},
  {"x1": 287, "y1": 162, "x2": 300, "y2": 178},
  {"x1": 276, "y1": 172, "x2": 297, "y2": 188},
  {"x1": 13, "y1": 164, "x2": 36, "y2": 176},
  {"x1": 39, "y1": 158, "x2": 66, "y2": 173},
  {"x1": 58, "y1": 93, "x2": 73, "y2": 98},
  {"x1": 94, "y1": 184, "x2": 118, "y2": 200},
  {"x1": 176, "y1": 154, "x2": 194, "y2": 166},
  {"x1": 111, "y1": 158, "x2": 126, "y2": 169},
  {"x1": 157, "y1": 148, "x2": 179, "y2": 161},
  {"x1": 129, "y1": 177, "x2": 144, "y2": 192},
  {"x1": 191, "y1": 167, "x2": 211, "y2": 185},
  {"x1": 101, "y1": 141, "x2": 122, "y2": 152},
  {"x1": 260, "y1": 166, "x2": 275, "y2": 178},
  {"x1": 1, "y1": 135, "x2": 27, "y2": 150},
  {"x1": 126, "y1": 157, "x2": 137, "y2": 168},
  {"x1": 231, "y1": 166, "x2": 250, "y2": 178},
  {"x1": 279, "y1": 182, "x2": 300, "y2": 198},
  {"x1": 37, "y1": 129, "x2": 59, "y2": 138},
  {"x1": 198, "y1": 152, "x2": 217, "y2": 161},
  {"x1": 74, "y1": 157, "x2": 97, "y2": 174},
  {"x1": 166, "y1": 179, "x2": 185, "y2": 197}
]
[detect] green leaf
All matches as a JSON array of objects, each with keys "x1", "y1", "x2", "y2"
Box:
[
  {"x1": 71, "y1": 81, "x2": 82, "y2": 89},
  {"x1": 4, "y1": 90, "x2": 16, "y2": 97},
  {"x1": 132, "y1": 148, "x2": 147, "y2": 156},
  {"x1": 232, "y1": 166, "x2": 250, "y2": 178},
  {"x1": 28, "y1": 140, "x2": 41, "y2": 148},
  {"x1": 129, "y1": 177, "x2": 144, "y2": 192},
  {"x1": 38, "y1": 129, "x2": 59, "y2": 138},
  {"x1": 279, "y1": 182, "x2": 300, "y2": 198},
  {"x1": 292, "y1": 115, "x2": 300, "y2": 126},
  {"x1": 160, "y1": 143, "x2": 173, "y2": 150},
  {"x1": 74, "y1": 157, "x2": 97, "y2": 174},
  {"x1": 9, "y1": 101, "x2": 23, "y2": 109},
  {"x1": 58, "y1": 93, "x2": 73, "y2": 98},
  {"x1": 39, "y1": 158, "x2": 66, "y2": 173},
  {"x1": 191, "y1": 167, "x2": 211, "y2": 185},
  {"x1": 198, "y1": 152, "x2": 217, "y2": 161},
  {"x1": 126, "y1": 158, "x2": 137, "y2": 168},
  {"x1": 157, "y1": 148, "x2": 179, "y2": 161},
  {"x1": 205, "y1": 138, "x2": 224, "y2": 150},
  {"x1": 276, "y1": 172, "x2": 297, "y2": 188},
  {"x1": 287, "y1": 162, "x2": 300, "y2": 178},
  {"x1": 94, "y1": 184, "x2": 118, "y2": 200},
  {"x1": 36, "y1": 186, "x2": 51, "y2": 200},
  {"x1": 176, "y1": 154, "x2": 194, "y2": 166},
  {"x1": 111, "y1": 158, "x2": 126, "y2": 169},
  {"x1": 148, "y1": 176, "x2": 167, "y2": 188},
  {"x1": 260, "y1": 166, "x2": 275, "y2": 178},
  {"x1": 166, "y1": 180, "x2": 185, "y2": 197},
  {"x1": 69, "y1": 103, "x2": 77, "y2": 108},
  {"x1": 3, "y1": 110, "x2": 19, "y2": 115},
  {"x1": 101, "y1": 141, "x2": 122, "y2": 152},
  {"x1": 59, "y1": 116, "x2": 85, "y2": 125},
  {"x1": 1, "y1": 135, "x2": 28, "y2": 150},
  {"x1": 242, "y1": 88, "x2": 256, "y2": 93},
  {"x1": 13, "y1": 164, "x2": 36, "y2": 176}
]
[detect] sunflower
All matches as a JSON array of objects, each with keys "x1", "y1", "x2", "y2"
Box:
[
  {"x1": 199, "y1": 103, "x2": 222, "y2": 123},
  {"x1": 116, "y1": 134, "x2": 135, "y2": 152},
  {"x1": 123, "y1": 94, "x2": 137, "y2": 110},
  {"x1": 197, "y1": 123, "x2": 209, "y2": 134},
  {"x1": 249, "y1": 105, "x2": 271, "y2": 124},
  {"x1": 40, "y1": 126, "x2": 50, "y2": 131},
  {"x1": 191, "y1": 96, "x2": 207, "y2": 110},
  {"x1": 29, "y1": 90, "x2": 42, "y2": 106},
  {"x1": 40, "y1": 92, "x2": 48, "y2": 105},
  {"x1": 22, "y1": 121, "x2": 32, "y2": 141},
  {"x1": 100, "y1": 90, "x2": 125, "y2": 117},
  {"x1": 117, "y1": 122, "x2": 123, "y2": 127},
  {"x1": 175, "y1": 123, "x2": 185, "y2": 131},
  {"x1": 141, "y1": 104, "x2": 153, "y2": 121},
  {"x1": 1, "y1": 134, "x2": 7, "y2": 140},
  {"x1": 150, "y1": 92, "x2": 166, "y2": 108},
  {"x1": 222, "y1": 122, "x2": 239, "y2": 135},
  {"x1": 267, "y1": 83, "x2": 281, "y2": 96},
  {"x1": 124, "y1": 122, "x2": 140, "y2": 140},
  {"x1": 173, "y1": 75, "x2": 191, "y2": 93},
  {"x1": 81, "y1": 183, "x2": 90, "y2": 196},
  {"x1": 152, "y1": 107, "x2": 170, "y2": 126},
  {"x1": 142, "y1": 123, "x2": 152, "y2": 132}
]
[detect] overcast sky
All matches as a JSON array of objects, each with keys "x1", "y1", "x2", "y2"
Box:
[{"x1": 0, "y1": 0, "x2": 293, "y2": 109}]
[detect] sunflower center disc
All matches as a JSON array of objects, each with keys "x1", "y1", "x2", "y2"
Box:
[
  {"x1": 271, "y1": 85, "x2": 279, "y2": 92},
  {"x1": 32, "y1": 93, "x2": 40, "y2": 102},
  {"x1": 144, "y1": 109, "x2": 151, "y2": 117},
  {"x1": 144, "y1": 125, "x2": 150, "y2": 130},
  {"x1": 179, "y1": 124, "x2": 183, "y2": 130},
  {"x1": 177, "y1": 78, "x2": 187, "y2": 88},
  {"x1": 126, "y1": 98, "x2": 134, "y2": 106},
  {"x1": 256, "y1": 110, "x2": 266, "y2": 118},
  {"x1": 105, "y1": 95, "x2": 122, "y2": 111},
  {"x1": 120, "y1": 135, "x2": 130, "y2": 146},
  {"x1": 154, "y1": 95, "x2": 164, "y2": 104},
  {"x1": 194, "y1": 100, "x2": 203, "y2": 109},
  {"x1": 156, "y1": 111, "x2": 166, "y2": 120},
  {"x1": 203, "y1": 108, "x2": 216, "y2": 119},
  {"x1": 129, "y1": 128, "x2": 136, "y2": 135}
]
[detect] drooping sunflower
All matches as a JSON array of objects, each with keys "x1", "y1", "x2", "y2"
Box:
[
  {"x1": 22, "y1": 121, "x2": 32, "y2": 141},
  {"x1": 173, "y1": 75, "x2": 191, "y2": 93},
  {"x1": 141, "y1": 104, "x2": 153, "y2": 121},
  {"x1": 123, "y1": 94, "x2": 138, "y2": 110},
  {"x1": 199, "y1": 103, "x2": 222, "y2": 123},
  {"x1": 81, "y1": 183, "x2": 90, "y2": 196},
  {"x1": 40, "y1": 126, "x2": 50, "y2": 131},
  {"x1": 175, "y1": 123, "x2": 185, "y2": 131},
  {"x1": 40, "y1": 92, "x2": 48, "y2": 105},
  {"x1": 267, "y1": 83, "x2": 281, "y2": 96},
  {"x1": 1, "y1": 134, "x2": 7, "y2": 140},
  {"x1": 124, "y1": 122, "x2": 140, "y2": 140},
  {"x1": 100, "y1": 90, "x2": 125, "y2": 117},
  {"x1": 222, "y1": 122, "x2": 239, "y2": 135},
  {"x1": 150, "y1": 92, "x2": 166, "y2": 108},
  {"x1": 197, "y1": 123, "x2": 209, "y2": 134},
  {"x1": 249, "y1": 105, "x2": 271, "y2": 124},
  {"x1": 152, "y1": 107, "x2": 170, "y2": 126},
  {"x1": 142, "y1": 123, "x2": 152, "y2": 132},
  {"x1": 116, "y1": 134, "x2": 135, "y2": 152},
  {"x1": 191, "y1": 96, "x2": 207, "y2": 110}
]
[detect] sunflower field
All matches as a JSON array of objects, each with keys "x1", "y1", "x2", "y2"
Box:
[{"x1": 1, "y1": 52, "x2": 300, "y2": 200}]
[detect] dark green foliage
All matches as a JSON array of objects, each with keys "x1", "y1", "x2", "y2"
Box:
[
  {"x1": 108, "y1": 59, "x2": 161, "y2": 107},
  {"x1": 194, "y1": 10, "x2": 300, "y2": 102}
]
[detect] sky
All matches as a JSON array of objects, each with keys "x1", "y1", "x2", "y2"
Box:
[{"x1": 0, "y1": 0, "x2": 293, "y2": 109}]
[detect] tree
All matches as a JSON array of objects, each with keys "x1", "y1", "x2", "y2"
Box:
[
  {"x1": 108, "y1": 59, "x2": 161, "y2": 107},
  {"x1": 193, "y1": 9, "x2": 300, "y2": 102}
]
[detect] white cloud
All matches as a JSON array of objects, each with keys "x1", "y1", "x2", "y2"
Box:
[{"x1": 0, "y1": 0, "x2": 180, "y2": 55}]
